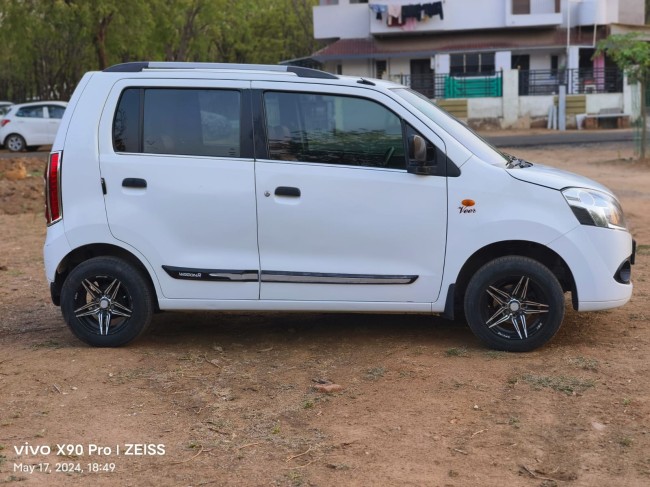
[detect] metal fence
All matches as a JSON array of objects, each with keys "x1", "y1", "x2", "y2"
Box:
[
  {"x1": 390, "y1": 72, "x2": 503, "y2": 99},
  {"x1": 519, "y1": 68, "x2": 623, "y2": 96},
  {"x1": 389, "y1": 68, "x2": 623, "y2": 99}
]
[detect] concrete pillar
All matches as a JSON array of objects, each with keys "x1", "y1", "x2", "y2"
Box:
[
  {"x1": 434, "y1": 54, "x2": 450, "y2": 100},
  {"x1": 501, "y1": 69, "x2": 519, "y2": 128},
  {"x1": 495, "y1": 51, "x2": 512, "y2": 72},
  {"x1": 567, "y1": 46, "x2": 580, "y2": 69},
  {"x1": 434, "y1": 54, "x2": 450, "y2": 74},
  {"x1": 623, "y1": 74, "x2": 641, "y2": 121}
]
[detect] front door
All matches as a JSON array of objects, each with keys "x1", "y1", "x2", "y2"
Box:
[
  {"x1": 252, "y1": 84, "x2": 448, "y2": 304},
  {"x1": 98, "y1": 80, "x2": 260, "y2": 300}
]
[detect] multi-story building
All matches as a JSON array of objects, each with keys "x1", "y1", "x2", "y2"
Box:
[{"x1": 310, "y1": 0, "x2": 645, "y2": 100}]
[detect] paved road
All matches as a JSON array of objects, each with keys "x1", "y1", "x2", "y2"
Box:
[{"x1": 485, "y1": 129, "x2": 635, "y2": 147}]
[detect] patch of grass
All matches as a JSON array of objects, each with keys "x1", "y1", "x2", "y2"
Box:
[
  {"x1": 567, "y1": 356, "x2": 599, "y2": 372},
  {"x1": 619, "y1": 436, "x2": 633, "y2": 447},
  {"x1": 636, "y1": 244, "x2": 650, "y2": 255},
  {"x1": 622, "y1": 398, "x2": 632, "y2": 406},
  {"x1": 445, "y1": 347, "x2": 468, "y2": 357},
  {"x1": 365, "y1": 366, "x2": 385, "y2": 381},
  {"x1": 520, "y1": 374, "x2": 595, "y2": 395},
  {"x1": 271, "y1": 423, "x2": 281, "y2": 435},
  {"x1": 509, "y1": 417, "x2": 520, "y2": 428},
  {"x1": 30, "y1": 339, "x2": 62, "y2": 349},
  {"x1": 7, "y1": 475, "x2": 27, "y2": 482},
  {"x1": 285, "y1": 469, "x2": 303, "y2": 486}
]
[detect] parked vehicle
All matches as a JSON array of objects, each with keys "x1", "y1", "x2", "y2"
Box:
[
  {"x1": 0, "y1": 101, "x2": 67, "y2": 151},
  {"x1": 43, "y1": 62, "x2": 635, "y2": 350}
]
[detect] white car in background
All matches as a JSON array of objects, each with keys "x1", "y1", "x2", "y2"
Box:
[{"x1": 0, "y1": 101, "x2": 67, "y2": 151}]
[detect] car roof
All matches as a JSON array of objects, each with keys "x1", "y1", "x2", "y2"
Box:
[
  {"x1": 10, "y1": 101, "x2": 68, "y2": 108},
  {"x1": 100, "y1": 62, "x2": 404, "y2": 91}
]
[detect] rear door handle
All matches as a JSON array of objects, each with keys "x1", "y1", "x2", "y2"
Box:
[
  {"x1": 274, "y1": 186, "x2": 300, "y2": 197},
  {"x1": 122, "y1": 178, "x2": 147, "y2": 189}
]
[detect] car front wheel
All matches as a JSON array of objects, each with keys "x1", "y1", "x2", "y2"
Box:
[
  {"x1": 463, "y1": 256, "x2": 565, "y2": 352},
  {"x1": 60, "y1": 257, "x2": 154, "y2": 347}
]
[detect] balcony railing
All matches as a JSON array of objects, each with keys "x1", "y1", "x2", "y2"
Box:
[
  {"x1": 519, "y1": 68, "x2": 623, "y2": 96},
  {"x1": 389, "y1": 68, "x2": 623, "y2": 99},
  {"x1": 390, "y1": 72, "x2": 503, "y2": 99}
]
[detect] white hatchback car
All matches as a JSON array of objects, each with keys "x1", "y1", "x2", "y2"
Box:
[
  {"x1": 43, "y1": 62, "x2": 635, "y2": 351},
  {"x1": 0, "y1": 101, "x2": 67, "y2": 151}
]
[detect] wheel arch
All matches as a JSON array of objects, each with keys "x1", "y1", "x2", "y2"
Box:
[
  {"x1": 51, "y1": 243, "x2": 159, "y2": 310},
  {"x1": 450, "y1": 240, "x2": 577, "y2": 316}
]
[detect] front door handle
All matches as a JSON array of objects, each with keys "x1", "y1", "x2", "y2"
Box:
[
  {"x1": 274, "y1": 186, "x2": 300, "y2": 197},
  {"x1": 122, "y1": 178, "x2": 147, "y2": 189}
]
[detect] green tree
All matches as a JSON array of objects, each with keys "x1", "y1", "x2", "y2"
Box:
[
  {"x1": 0, "y1": 0, "x2": 320, "y2": 102},
  {"x1": 596, "y1": 33, "x2": 650, "y2": 158}
]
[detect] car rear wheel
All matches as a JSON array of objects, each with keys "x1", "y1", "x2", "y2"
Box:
[
  {"x1": 5, "y1": 134, "x2": 26, "y2": 152},
  {"x1": 463, "y1": 256, "x2": 565, "y2": 352},
  {"x1": 60, "y1": 257, "x2": 154, "y2": 347}
]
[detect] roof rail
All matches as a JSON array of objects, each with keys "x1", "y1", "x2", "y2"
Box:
[{"x1": 103, "y1": 62, "x2": 338, "y2": 80}]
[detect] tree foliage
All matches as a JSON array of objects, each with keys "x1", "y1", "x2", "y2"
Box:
[
  {"x1": 595, "y1": 33, "x2": 650, "y2": 83},
  {"x1": 0, "y1": 0, "x2": 320, "y2": 101},
  {"x1": 595, "y1": 33, "x2": 650, "y2": 158}
]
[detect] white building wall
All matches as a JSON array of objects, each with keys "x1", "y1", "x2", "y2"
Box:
[
  {"x1": 468, "y1": 98, "x2": 503, "y2": 119},
  {"x1": 341, "y1": 59, "x2": 372, "y2": 77},
  {"x1": 520, "y1": 96, "x2": 555, "y2": 118},
  {"x1": 314, "y1": 0, "x2": 645, "y2": 41},
  {"x1": 495, "y1": 51, "x2": 511, "y2": 72},
  {"x1": 586, "y1": 94, "x2": 624, "y2": 114},
  {"x1": 313, "y1": 2, "x2": 369, "y2": 39},
  {"x1": 529, "y1": 52, "x2": 551, "y2": 70},
  {"x1": 388, "y1": 58, "x2": 411, "y2": 78}
]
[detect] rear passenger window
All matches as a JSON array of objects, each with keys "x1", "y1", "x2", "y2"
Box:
[
  {"x1": 113, "y1": 88, "x2": 241, "y2": 158},
  {"x1": 264, "y1": 92, "x2": 405, "y2": 169},
  {"x1": 16, "y1": 106, "x2": 44, "y2": 118}
]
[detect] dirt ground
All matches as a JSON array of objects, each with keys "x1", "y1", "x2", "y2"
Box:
[{"x1": 0, "y1": 141, "x2": 648, "y2": 486}]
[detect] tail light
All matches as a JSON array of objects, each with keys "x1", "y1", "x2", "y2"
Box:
[
  {"x1": 45, "y1": 151, "x2": 63, "y2": 225},
  {"x1": 0, "y1": 119, "x2": 9, "y2": 127}
]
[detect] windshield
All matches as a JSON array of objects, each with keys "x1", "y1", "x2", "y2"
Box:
[{"x1": 392, "y1": 88, "x2": 508, "y2": 166}]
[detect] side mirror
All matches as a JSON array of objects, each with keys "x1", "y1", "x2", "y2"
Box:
[
  {"x1": 410, "y1": 134, "x2": 427, "y2": 163},
  {"x1": 408, "y1": 134, "x2": 436, "y2": 175}
]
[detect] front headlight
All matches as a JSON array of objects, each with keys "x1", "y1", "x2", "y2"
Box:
[{"x1": 562, "y1": 187, "x2": 627, "y2": 230}]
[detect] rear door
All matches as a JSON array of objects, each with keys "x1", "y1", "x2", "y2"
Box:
[
  {"x1": 14, "y1": 105, "x2": 49, "y2": 145},
  {"x1": 252, "y1": 83, "x2": 448, "y2": 304},
  {"x1": 98, "y1": 79, "x2": 260, "y2": 300}
]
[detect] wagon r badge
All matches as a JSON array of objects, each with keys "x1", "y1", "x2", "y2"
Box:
[{"x1": 459, "y1": 199, "x2": 476, "y2": 214}]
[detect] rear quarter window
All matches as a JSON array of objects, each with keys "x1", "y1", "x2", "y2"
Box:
[{"x1": 112, "y1": 88, "x2": 241, "y2": 158}]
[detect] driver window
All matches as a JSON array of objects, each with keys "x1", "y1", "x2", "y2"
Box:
[{"x1": 264, "y1": 91, "x2": 406, "y2": 170}]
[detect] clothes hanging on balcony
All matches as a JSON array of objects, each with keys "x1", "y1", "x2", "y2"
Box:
[
  {"x1": 402, "y1": 4, "x2": 423, "y2": 21},
  {"x1": 369, "y1": 4, "x2": 388, "y2": 21},
  {"x1": 384, "y1": 2, "x2": 443, "y2": 28},
  {"x1": 423, "y1": 2, "x2": 444, "y2": 20},
  {"x1": 388, "y1": 4, "x2": 402, "y2": 23}
]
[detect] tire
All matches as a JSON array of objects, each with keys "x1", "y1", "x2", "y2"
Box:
[
  {"x1": 5, "y1": 134, "x2": 26, "y2": 152},
  {"x1": 463, "y1": 256, "x2": 565, "y2": 352},
  {"x1": 60, "y1": 257, "x2": 154, "y2": 347}
]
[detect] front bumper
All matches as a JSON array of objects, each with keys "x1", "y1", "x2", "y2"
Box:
[{"x1": 548, "y1": 226, "x2": 633, "y2": 311}]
